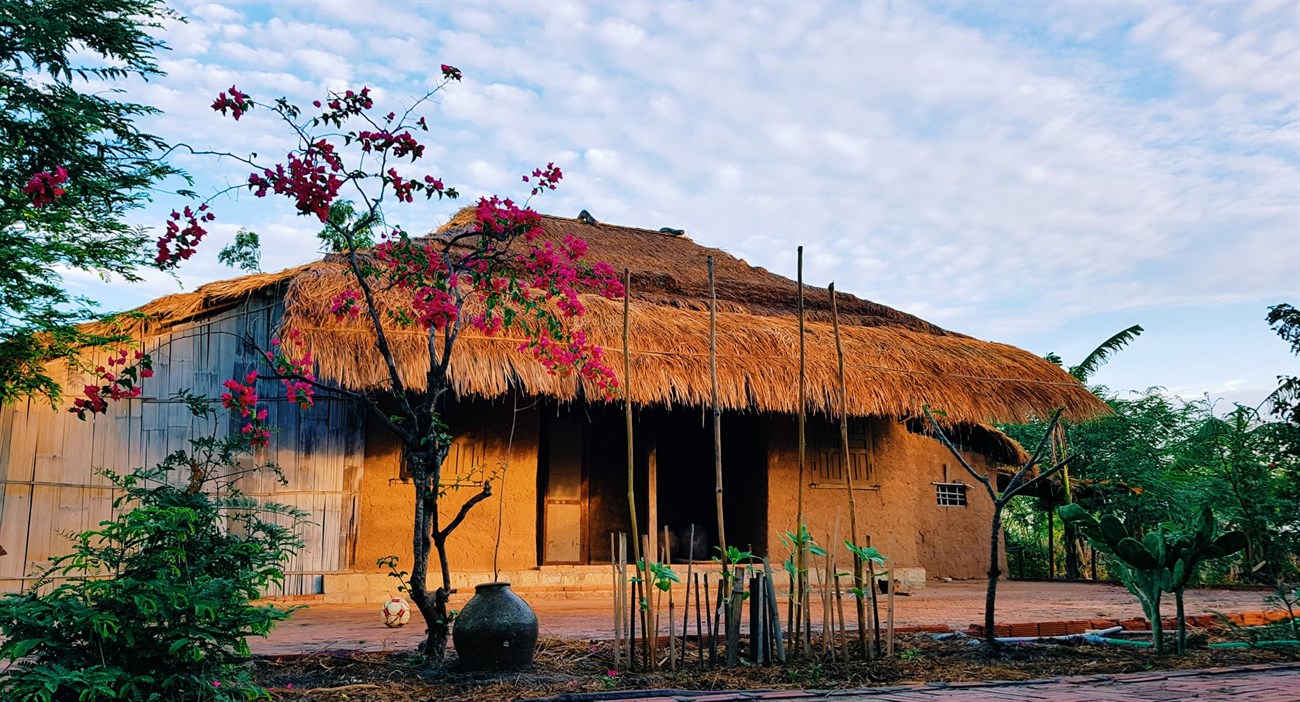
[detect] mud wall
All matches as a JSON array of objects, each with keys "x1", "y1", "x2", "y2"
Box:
[
  {"x1": 764, "y1": 415, "x2": 1003, "y2": 580},
  {"x1": 352, "y1": 398, "x2": 542, "y2": 575}
]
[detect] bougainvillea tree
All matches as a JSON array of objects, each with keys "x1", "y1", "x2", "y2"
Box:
[{"x1": 183, "y1": 69, "x2": 623, "y2": 660}]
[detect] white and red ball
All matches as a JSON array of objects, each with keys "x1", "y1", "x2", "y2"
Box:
[{"x1": 381, "y1": 597, "x2": 411, "y2": 628}]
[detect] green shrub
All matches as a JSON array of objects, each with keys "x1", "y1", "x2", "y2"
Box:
[{"x1": 0, "y1": 430, "x2": 304, "y2": 701}]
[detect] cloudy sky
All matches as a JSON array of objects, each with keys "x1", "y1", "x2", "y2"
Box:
[{"x1": 70, "y1": 0, "x2": 1299, "y2": 409}]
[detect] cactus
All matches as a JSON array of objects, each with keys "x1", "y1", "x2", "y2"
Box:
[{"x1": 1059, "y1": 504, "x2": 1245, "y2": 654}]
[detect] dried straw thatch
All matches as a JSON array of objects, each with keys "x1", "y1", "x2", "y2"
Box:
[{"x1": 108, "y1": 210, "x2": 1109, "y2": 426}]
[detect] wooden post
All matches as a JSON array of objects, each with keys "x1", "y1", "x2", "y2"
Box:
[{"x1": 667, "y1": 528, "x2": 676, "y2": 672}]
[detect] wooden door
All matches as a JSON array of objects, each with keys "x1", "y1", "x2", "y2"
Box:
[{"x1": 542, "y1": 418, "x2": 585, "y2": 564}]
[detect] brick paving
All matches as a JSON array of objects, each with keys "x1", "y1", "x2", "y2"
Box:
[
  {"x1": 530, "y1": 663, "x2": 1300, "y2": 701},
  {"x1": 250, "y1": 580, "x2": 1275, "y2": 656}
]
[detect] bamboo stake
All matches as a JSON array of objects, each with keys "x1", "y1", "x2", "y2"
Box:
[
  {"x1": 694, "y1": 571, "x2": 703, "y2": 664},
  {"x1": 682, "y1": 524, "x2": 695, "y2": 666},
  {"x1": 717, "y1": 574, "x2": 728, "y2": 663},
  {"x1": 642, "y1": 534, "x2": 656, "y2": 670},
  {"x1": 665, "y1": 526, "x2": 675, "y2": 672},
  {"x1": 703, "y1": 572, "x2": 715, "y2": 666},
  {"x1": 834, "y1": 571, "x2": 848, "y2": 660},
  {"x1": 622, "y1": 268, "x2": 643, "y2": 669},
  {"x1": 611, "y1": 532, "x2": 620, "y2": 671},
  {"x1": 830, "y1": 511, "x2": 842, "y2": 658},
  {"x1": 794, "y1": 245, "x2": 808, "y2": 658},
  {"x1": 829, "y1": 282, "x2": 868, "y2": 659},
  {"x1": 867, "y1": 553, "x2": 881, "y2": 658},
  {"x1": 628, "y1": 572, "x2": 637, "y2": 671},
  {"x1": 708, "y1": 256, "x2": 727, "y2": 562},
  {"x1": 620, "y1": 534, "x2": 630, "y2": 665},
  {"x1": 762, "y1": 556, "x2": 785, "y2": 663},
  {"x1": 823, "y1": 528, "x2": 834, "y2": 659},
  {"x1": 887, "y1": 574, "x2": 896, "y2": 657}
]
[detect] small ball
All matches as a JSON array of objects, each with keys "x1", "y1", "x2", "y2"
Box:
[{"x1": 381, "y1": 597, "x2": 411, "y2": 628}]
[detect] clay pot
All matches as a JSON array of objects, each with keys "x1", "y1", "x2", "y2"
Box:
[{"x1": 452, "y1": 582, "x2": 538, "y2": 671}]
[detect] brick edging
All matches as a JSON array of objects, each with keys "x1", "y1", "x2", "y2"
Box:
[
  {"x1": 966, "y1": 609, "x2": 1293, "y2": 638},
  {"x1": 530, "y1": 662, "x2": 1300, "y2": 701}
]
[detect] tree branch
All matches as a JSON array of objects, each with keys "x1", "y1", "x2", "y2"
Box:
[
  {"x1": 438, "y1": 481, "x2": 493, "y2": 541},
  {"x1": 922, "y1": 407, "x2": 996, "y2": 501},
  {"x1": 1006, "y1": 454, "x2": 1084, "y2": 501}
]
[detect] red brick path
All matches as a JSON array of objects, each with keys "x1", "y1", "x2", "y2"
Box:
[
  {"x1": 531, "y1": 663, "x2": 1300, "y2": 700},
  {"x1": 251, "y1": 580, "x2": 1275, "y2": 656}
]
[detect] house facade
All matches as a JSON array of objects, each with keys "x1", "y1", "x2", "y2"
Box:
[{"x1": 0, "y1": 211, "x2": 1106, "y2": 598}]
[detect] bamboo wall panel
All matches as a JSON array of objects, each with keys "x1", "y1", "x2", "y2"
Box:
[{"x1": 0, "y1": 292, "x2": 364, "y2": 594}]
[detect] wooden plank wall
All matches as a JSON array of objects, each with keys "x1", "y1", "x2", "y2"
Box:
[{"x1": 0, "y1": 290, "x2": 364, "y2": 595}]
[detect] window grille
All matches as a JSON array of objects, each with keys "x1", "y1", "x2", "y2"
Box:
[{"x1": 935, "y1": 482, "x2": 968, "y2": 507}]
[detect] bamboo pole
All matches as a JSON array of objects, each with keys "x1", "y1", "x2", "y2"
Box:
[
  {"x1": 762, "y1": 556, "x2": 785, "y2": 664},
  {"x1": 611, "y1": 532, "x2": 620, "y2": 671},
  {"x1": 708, "y1": 257, "x2": 727, "y2": 562},
  {"x1": 682, "y1": 524, "x2": 695, "y2": 666},
  {"x1": 695, "y1": 571, "x2": 705, "y2": 664},
  {"x1": 887, "y1": 574, "x2": 896, "y2": 657},
  {"x1": 623, "y1": 270, "x2": 642, "y2": 585},
  {"x1": 834, "y1": 571, "x2": 848, "y2": 660},
  {"x1": 703, "y1": 572, "x2": 715, "y2": 666},
  {"x1": 628, "y1": 572, "x2": 637, "y2": 670},
  {"x1": 620, "y1": 534, "x2": 630, "y2": 665},
  {"x1": 829, "y1": 283, "x2": 868, "y2": 658},
  {"x1": 642, "y1": 534, "x2": 656, "y2": 670},
  {"x1": 795, "y1": 245, "x2": 808, "y2": 657},
  {"x1": 665, "y1": 526, "x2": 675, "y2": 672}
]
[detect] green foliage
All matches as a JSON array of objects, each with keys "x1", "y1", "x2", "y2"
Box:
[
  {"x1": 1006, "y1": 389, "x2": 1300, "y2": 582},
  {"x1": 217, "y1": 228, "x2": 262, "y2": 272},
  {"x1": 0, "y1": 419, "x2": 303, "y2": 700},
  {"x1": 1066, "y1": 324, "x2": 1144, "y2": 382},
  {"x1": 1266, "y1": 303, "x2": 1300, "y2": 424},
  {"x1": 1061, "y1": 503, "x2": 1246, "y2": 654},
  {"x1": 843, "y1": 541, "x2": 888, "y2": 601},
  {"x1": 0, "y1": 0, "x2": 182, "y2": 405},
  {"x1": 377, "y1": 555, "x2": 410, "y2": 594},
  {"x1": 315, "y1": 200, "x2": 377, "y2": 253}
]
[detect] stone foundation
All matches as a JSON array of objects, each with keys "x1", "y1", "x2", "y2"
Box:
[{"x1": 315, "y1": 564, "x2": 926, "y2": 604}]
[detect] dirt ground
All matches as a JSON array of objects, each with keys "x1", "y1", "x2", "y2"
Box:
[
  {"x1": 252, "y1": 580, "x2": 1276, "y2": 656},
  {"x1": 253, "y1": 631, "x2": 1300, "y2": 701}
]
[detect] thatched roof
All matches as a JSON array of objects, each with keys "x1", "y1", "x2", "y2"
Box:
[{"x1": 108, "y1": 209, "x2": 1109, "y2": 427}]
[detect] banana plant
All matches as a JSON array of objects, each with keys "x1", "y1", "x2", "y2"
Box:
[{"x1": 1060, "y1": 504, "x2": 1246, "y2": 654}]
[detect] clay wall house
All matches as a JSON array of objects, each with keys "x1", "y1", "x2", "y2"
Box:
[{"x1": 0, "y1": 211, "x2": 1107, "y2": 598}]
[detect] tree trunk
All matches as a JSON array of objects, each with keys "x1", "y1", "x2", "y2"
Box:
[
  {"x1": 406, "y1": 447, "x2": 454, "y2": 662},
  {"x1": 1064, "y1": 522, "x2": 1081, "y2": 579},
  {"x1": 1175, "y1": 589, "x2": 1186, "y2": 655},
  {"x1": 984, "y1": 504, "x2": 1004, "y2": 648}
]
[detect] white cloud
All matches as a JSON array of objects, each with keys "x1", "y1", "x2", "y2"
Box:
[{"x1": 61, "y1": 0, "x2": 1298, "y2": 409}]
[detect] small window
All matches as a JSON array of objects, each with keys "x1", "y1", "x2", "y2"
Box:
[
  {"x1": 935, "y1": 482, "x2": 967, "y2": 507},
  {"x1": 813, "y1": 418, "x2": 872, "y2": 483}
]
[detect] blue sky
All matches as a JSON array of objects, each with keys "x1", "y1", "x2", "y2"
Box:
[{"x1": 66, "y1": 0, "x2": 1299, "y2": 410}]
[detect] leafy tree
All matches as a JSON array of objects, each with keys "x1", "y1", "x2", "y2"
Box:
[
  {"x1": 0, "y1": 386, "x2": 302, "y2": 701},
  {"x1": 1266, "y1": 303, "x2": 1300, "y2": 425},
  {"x1": 1176, "y1": 403, "x2": 1300, "y2": 582},
  {"x1": 0, "y1": 0, "x2": 181, "y2": 405},
  {"x1": 1030, "y1": 324, "x2": 1143, "y2": 578},
  {"x1": 184, "y1": 79, "x2": 623, "y2": 663}
]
